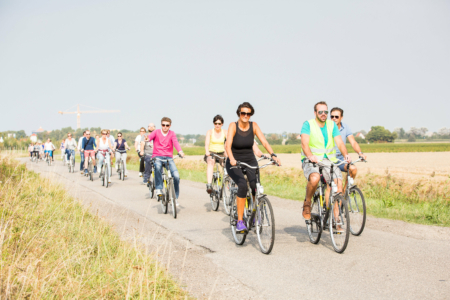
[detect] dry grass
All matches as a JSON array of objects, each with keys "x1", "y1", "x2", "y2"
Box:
[{"x1": 0, "y1": 156, "x2": 189, "y2": 299}]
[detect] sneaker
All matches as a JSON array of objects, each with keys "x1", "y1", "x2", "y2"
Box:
[
  {"x1": 108, "y1": 178, "x2": 111, "y2": 183},
  {"x1": 302, "y1": 200, "x2": 311, "y2": 220},
  {"x1": 143, "y1": 178, "x2": 148, "y2": 184},
  {"x1": 94, "y1": 166, "x2": 97, "y2": 174},
  {"x1": 175, "y1": 199, "x2": 179, "y2": 207},
  {"x1": 206, "y1": 184, "x2": 213, "y2": 194},
  {"x1": 155, "y1": 189, "x2": 162, "y2": 201},
  {"x1": 80, "y1": 170, "x2": 84, "y2": 174},
  {"x1": 139, "y1": 172, "x2": 143, "y2": 177},
  {"x1": 236, "y1": 220, "x2": 248, "y2": 233}
]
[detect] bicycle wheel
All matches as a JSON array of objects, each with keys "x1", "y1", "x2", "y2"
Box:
[
  {"x1": 105, "y1": 166, "x2": 110, "y2": 188},
  {"x1": 170, "y1": 180, "x2": 177, "y2": 219},
  {"x1": 230, "y1": 193, "x2": 246, "y2": 245},
  {"x1": 256, "y1": 196, "x2": 275, "y2": 254},
  {"x1": 329, "y1": 194, "x2": 350, "y2": 253},
  {"x1": 101, "y1": 167, "x2": 105, "y2": 186},
  {"x1": 210, "y1": 176, "x2": 220, "y2": 211},
  {"x1": 150, "y1": 174, "x2": 155, "y2": 198},
  {"x1": 71, "y1": 157, "x2": 75, "y2": 173},
  {"x1": 121, "y1": 160, "x2": 125, "y2": 181},
  {"x1": 161, "y1": 184, "x2": 168, "y2": 214},
  {"x1": 307, "y1": 194, "x2": 322, "y2": 244},
  {"x1": 348, "y1": 187, "x2": 366, "y2": 236},
  {"x1": 222, "y1": 177, "x2": 232, "y2": 215}
]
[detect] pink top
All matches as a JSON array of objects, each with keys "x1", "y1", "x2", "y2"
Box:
[{"x1": 148, "y1": 129, "x2": 182, "y2": 158}]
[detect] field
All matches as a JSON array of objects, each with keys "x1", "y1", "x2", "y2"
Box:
[{"x1": 0, "y1": 155, "x2": 188, "y2": 298}]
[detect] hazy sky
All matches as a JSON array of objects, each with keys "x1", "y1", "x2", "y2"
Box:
[{"x1": 1, "y1": 0, "x2": 449, "y2": 135}]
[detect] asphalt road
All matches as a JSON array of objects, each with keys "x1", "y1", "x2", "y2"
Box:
[{"x1": 24, "y1": 158, "x2": 450, "y2": 299}]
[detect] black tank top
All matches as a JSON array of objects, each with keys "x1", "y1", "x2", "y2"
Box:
[{"x1": 231, "y1": 122, "x2": 257, "y2": 164}]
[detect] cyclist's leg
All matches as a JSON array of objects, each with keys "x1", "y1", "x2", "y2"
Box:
[
  {"x1": 115, "y1": 152, "x2": 121, "y2": 170},
  {"x1": 105, "y1": 153, "x2": 111, "y2": 177},
  {"x1": 225, "y1": 160, "x2": 248, "y2": 221},
  {"x1": 153, "y1": 158, "x2": 163, "y2": 193},
  {"x1": 97, "y1": 153, "x2": 104, "y2": 173},
  {"x1": 122, "y1": 152, "x2": 128, "y2": 175},
  {"x1": 143, "y1": 155, "x2": 152, "y2": 182},
  {"x1": 80, "y1": 152, "x2": 85, "y2": 171},
  {"x1": 168, "y1": 159, "x2": 180, "y2": 199},
  {"x1": 139, "y1": 154, "x2": 145, "y2": 173},
  {"x1": 205, "y1": 155, "x2": 215, "y2": 184},
  {"x1": 302, "y1": 160, "x2": 320, "y2": 219}
]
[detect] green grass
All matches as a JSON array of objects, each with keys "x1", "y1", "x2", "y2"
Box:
[{"x1": 0, "y1": 155, "x2": 189, "y2": 298}]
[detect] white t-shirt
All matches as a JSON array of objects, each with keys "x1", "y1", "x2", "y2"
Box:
[
  {"x1": 135, "y1": 134, "x2": 145, "y2": 144},
  {"x1": 44, "y1": 142, "x2": 55, "y2": 151},
  {"x1": 78, "y1": 137, "x2": 84, "y2": 151}
]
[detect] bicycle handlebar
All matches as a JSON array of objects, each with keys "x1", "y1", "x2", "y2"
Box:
[{"x1": 231, "y1": 156, "x2": 278, "y2": 170}]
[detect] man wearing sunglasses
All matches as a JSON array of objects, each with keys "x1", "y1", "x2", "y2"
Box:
[
  {"x1": 330, "y1": 107, "x2": 367, "y2": 188},
  {"x1": 300, "y1": 101, "x2": 350, "y2": 221},
  {"x1": 147, "y1": 117, "x2": 185, "y2": 205}
]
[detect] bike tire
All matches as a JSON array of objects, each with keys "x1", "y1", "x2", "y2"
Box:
[
  {"x1": 150, "y1": 174, "x2": 155, "y2": 199},
  {"x1": 222, "y1": 177, "x2": 232, "y2": 215},
  {"x1": 210, "y1": 177, "x2": 220, "y2": 211},
  {"x1": 161, "y1": 185, "x2": 168, "y2": 214},
  {"x1": 121, "y1": 160, "x2": 125, "y2": 181},
  {"x1": 170, "y1": 180, "x2": 177, "y2": 219},
  {"x1": 256, "y1": 196, "x2": 275, "y2": 254},
  {"x1": 230, "y1": 193, "x2": 246, "y2": 245},
  {"x1": 307, "y1": 194, "x2": 322, "y2": 244},
  {"x1": 106, "y1": 166, "x2": 110, "y2": 188},
  {"x1": 348, "y1": 187, "x2": 366, "y2": 236},
  {"x1": 329, "y1": 194, "x2": 350, "y2": 254}
]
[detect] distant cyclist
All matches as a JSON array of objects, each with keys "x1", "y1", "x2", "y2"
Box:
[
  {"x1": 97, "y1": 129, "x2": 114, "y2": 183},
  {"x1": 78, "y1": 131, "x2": 86, "y2": 173},
  {"x1": 300, "y1": 101, "x2": 350, "y2": 223},
  {"x1": 60, "y1": 139, "x2": 66, "y2": 161},
  {"x1": 44, "y1": 138, "x2": 56, "y2": 161},
  {"x1": 33, "y1": 143, "x2": 40, "y2": 160},
  {"x1": 140, "y1": 123, "x2": 155, "y2": 184},
  {"x1": 225, "y1": 102, "x2": 281, "y2": 233},
  {"x1": 148, "y1": 117, "x2": 185, "y2": 205},
  {"x1": 135, "y1": 127, "x2": 147, "y2": 177},
  {"x1": 330, "y1": 107, "x2": 367, "y2": 189},
  {"x1": 114, "y1": 132, "x2": 131, "y2": 177},
  {"x1": 39, "y1": 143, "x2": 45, "y2": 160},
  {"x1": 64, "y1": 133, "x2": 77, "y2": 164},
  {"x1": 81, "y1": 130, "x2": 97, "y2": 174},
  {"x1": 204, "y1": 115, "x2": 227, "y2": 194},
  {"x1": 28, "y1": 144, "x2": 34, "y2": 160}
]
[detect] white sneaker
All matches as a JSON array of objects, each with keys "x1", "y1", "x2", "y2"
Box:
[
  {"x1": 175, "y1": 199, "x2": 179, "y2": 207},
  {"x1": 139, "y1": 172, "x2": 143, "y2": 177},
  {"x1": 155, "y1": 189, "x2": 162, "y2": 196},
  {"x1": 108, "y1": 179, "x2": 112, "y2": 183}
]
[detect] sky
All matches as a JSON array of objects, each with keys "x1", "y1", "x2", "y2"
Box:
[{"x1": 1, "y1": 0, "x2": 449, "y2": 135}]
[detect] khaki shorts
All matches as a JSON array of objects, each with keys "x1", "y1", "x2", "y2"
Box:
[
  {"x1": 204, "y1": 152, "x2": 225, "y2": 165},
  {"x1": 302, "y1": 158, "x2": 343, "y2": 183}
]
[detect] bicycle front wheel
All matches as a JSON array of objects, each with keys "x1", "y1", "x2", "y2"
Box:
[
  {"x1": 307, "y1": 195, "x2": 322, "y2": 244},
  {"x1": 210, "y1": 177, "x2": 219, "y2": 211},
  {"x1": 121, "y1": 160, "x2": 125, "y2": 181},
  {"x1": 348, "y1": 187, "x2": 366, "y2": 236},
  {"x1": 223, "y1": 177, "x2": 232, "y2": 215},
  {"x1": 161, "y1": 185, "x2": 168, "y2": 214},
  {"x1": 150, "y1": 174, "x2": 155, "y2": 198},
  {"x1": 170, "y1": 180, "x2": 177, "y2": 219},
  {"x1": 89, "y1": 162, "x2": 93, "y2": 181},
  {"x1": 256, "y1": 196, "x2": 275, "y2": 254},
  {"x1": 105, "y1": 166, "x2": 110, "y2": 188},
  {"x1": 230, "y1": 193, "x2": 246, "y2": 245},
  {"x1": 329, "y1": 194, "x2": 350, "y2": 253}
]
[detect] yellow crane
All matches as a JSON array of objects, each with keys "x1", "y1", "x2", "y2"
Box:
[{"x1": 58, "y1": 104, "x2": 120, "y2": 129}]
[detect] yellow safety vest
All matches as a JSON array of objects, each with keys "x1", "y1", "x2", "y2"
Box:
[{"x1": 301, "y1": 119, "x2": 337, "y2": 162}]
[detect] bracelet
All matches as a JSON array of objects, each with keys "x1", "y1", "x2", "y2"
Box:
[{"x1": 271, "y1": 153, "x2": 277, "y2": 157}]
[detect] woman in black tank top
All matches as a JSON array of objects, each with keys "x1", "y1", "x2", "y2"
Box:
[{"x1": 225, "y1": 102, "x2": 281, "y2": 233}]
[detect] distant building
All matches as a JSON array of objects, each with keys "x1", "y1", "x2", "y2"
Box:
[
  {"x1": 7, "y1": 133, "x2": 16, "y2": 138},
  {"x1": 0, "y1": 137, "x2": 3, "y2": 143},
  {"x1": 356, "y1": 132, "x2": 365, "y2": 139},
  {"x1": 32, "y1": 126, "x2": 45, "y2": 135},
  {"x1": 30, "y1": 134, "x2": 37, "y2": 142}
]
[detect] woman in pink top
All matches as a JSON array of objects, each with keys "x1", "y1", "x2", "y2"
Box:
[{"x1": 148, "y1": 117, "x2": 185, "y2": 204}]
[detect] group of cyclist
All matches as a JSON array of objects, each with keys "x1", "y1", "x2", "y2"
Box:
[{"x1": 28, "y1": 138, "x2": 56, "y2": 162}]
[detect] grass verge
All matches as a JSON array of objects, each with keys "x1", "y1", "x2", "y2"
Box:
[{"x1": 0, "y1": 156, "x2": 188, "y2": 299}]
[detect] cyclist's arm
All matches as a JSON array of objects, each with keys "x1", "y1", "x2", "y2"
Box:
[
  {"x1": 225, "y1": 122, "x2": 237, "y2": 165},
  {"x1": 347, "y1": 135, "x2": 366, "y2": 159},
  {"x1": 205, "y1": 130, "x2": 211, "y2": 156},
  {"x1": 252, "y1": 141, "x2": 263, "y2": 158},
  {"x1": 134, "y1": 137, "x2": 139, "y2": 151},
  {"x1": 223, "y1": 129, "x2": 228, "y2": 158},
  {"x1": 171, "y1": 132, "x2": 184, "y2": 157},
  {"x1": 140, "y1": 141, "x2": 145, "y2": 155},
  {"x1": 123, "y1": 141, "x2": 131, "y2": 150},
  {"x1": 253, "y1": 122, "x2": 281, "y2": 165}
]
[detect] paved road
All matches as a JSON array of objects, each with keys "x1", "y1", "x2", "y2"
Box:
[{"x1": 24, "y1": 159, "x2": 450, "y2": 299}]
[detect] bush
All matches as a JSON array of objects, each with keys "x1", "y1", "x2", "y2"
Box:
[
  {"x1": 407, "y1": 136, "x2": 416, "y2": 142},
  {"x1": 354, "y1": 137, "x2": 367, "y2": 144},
  {"x1": 194, "y1": 140, "x2": 205, "y2": 147}
]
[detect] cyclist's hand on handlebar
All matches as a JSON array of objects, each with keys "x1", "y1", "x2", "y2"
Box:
[
  {"x1": 273, "y1": 156, "x2": 281, "y2": 166},
  {"x1": 140, "y1": 151, "x2": 144, "y2": 156},
  {"x1": 345, "y1": 155, "x2": 352, "y2": 163},
  {"x1": 359, "y1": 153, "x2": 367, "y2": 161},
  {"x1": 179, "y1": 152, "x2": 185, "y2": 158},
  {"x1": 205, "y1": 151, "x2": 210, "y2": 157},
  {"x1": 230, "y1": 158, "x2": 237, "y2": 166},
  {"x1": 307, "y1": 155, "x2": 319, "y2": 163}
]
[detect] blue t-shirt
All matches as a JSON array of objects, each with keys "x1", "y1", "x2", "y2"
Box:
[
  {"x1": 336, "y1": 122, "x2": 352, "y2": 156},
  {"x1": 81, "y1": 137, "x2": 97, "y2": 151},
  {"x1": 301, "y1": 120, "x2": 340, "y2": 160}
]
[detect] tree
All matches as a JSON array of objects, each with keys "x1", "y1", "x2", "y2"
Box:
[
  {"x1": 366, "y1": 126, "x2": 397, "y2": 143},
  {"x1": 393, "y1": 128, "x2": 405, "y2": 139},
  {"x1": 438, "y1": 127, "x2": 450, "y2": 137}
]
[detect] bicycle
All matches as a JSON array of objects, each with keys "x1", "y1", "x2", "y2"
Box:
[
  {"x1": 208, "y1": 153, "x2": 227, "y2": 212},
  {"x1": 98, "y1": 150, "x2": 111, "y2": 188},
  {"x1": 305, "y1": 159, "x2": 350, "y2": 254},
  {"x1": 229, "y1": 155, "x2": 278, "y2": 254},
  {"x1": 155, "y1": 155, "x2": 182, "y2": 219},
  {"x1": 32, "y1": 152, "x2": 39, "y2": 163},
  {"x1": 46, "y1": 151, "x2": 53, "y2": 166},
  {"x1": 115, "y1": 149, "x2": 129, "y2": 181},
  {"x1": 67, "y1": 151, "x2": 75, "y2": 173},
  {"x1": 86, "y1": 156, "x2": 94, "y2": 181},
  {"x1": 147, "y1": 161, "x2": 156, "y2": 198},
  {"x1": 341, "y1": 157, "x2": 368, "y2": 236}
]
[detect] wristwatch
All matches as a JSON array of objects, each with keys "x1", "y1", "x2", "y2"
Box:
[{"x1": 271, "y1": 153, "x2": 277, "y2": 158}]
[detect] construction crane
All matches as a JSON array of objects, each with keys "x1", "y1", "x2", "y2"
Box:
[{"x1": 58, "y1": 104, "x2": 120, "y2": 129}]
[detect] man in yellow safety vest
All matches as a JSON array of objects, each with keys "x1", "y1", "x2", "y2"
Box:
[{"x1": 300, "y1": 101, "x2": 351, "y2": 220}]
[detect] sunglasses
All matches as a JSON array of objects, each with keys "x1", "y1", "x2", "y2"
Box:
[
  {"x1": 317, "y1": 110, "x2": 328, "y2": 115},
  {"x1": 161, "y1": 124, "x2": 170, "y2": 127},
  {"x1": 214, "y1": 122, "x2": 222, "y2": 125},
  {"x1": 118, "y1": 135, "x2": 122, "y2": 137},
  {"x1": 102, "y1": 133, "x2": 106, "y2": 135},
  {"x1": 240, "y1": 112, "x2": 251, "y2": 116},
  {"x1": 330, "y1": 115, "x2": 340, "y2": 119},
  {"x1": 140, "y1": 130, "x2": 145, "y2": 132},
  {"x1": 86, "y1": 133, "x2": 91, "y2": 135}
]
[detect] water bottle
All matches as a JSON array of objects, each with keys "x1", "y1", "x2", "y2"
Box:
[
  {"x1": 349, "y1": 177, "x2": 354, "y2": 186},
  {"x1": 257, "y1": 183, "x2": 264, "y2": 194},
  {"x1": 331, "y1": 181, "x2": 338, "y2": 193}
]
